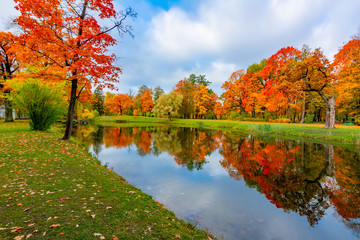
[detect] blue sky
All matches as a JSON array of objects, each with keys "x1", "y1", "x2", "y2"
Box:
[{"x1": 1, "y1": 0, "x2": 360, "y2": 95}]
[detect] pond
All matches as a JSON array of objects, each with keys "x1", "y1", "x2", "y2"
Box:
[{"x1": 74, "y1": 125, "x2": 360, "y2": 240}]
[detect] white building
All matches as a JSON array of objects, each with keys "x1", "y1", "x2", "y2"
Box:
[{"x1": 0, "y1": 105, "x2": 20, "y2": 119}]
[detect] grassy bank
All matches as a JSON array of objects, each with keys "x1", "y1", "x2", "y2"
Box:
[
  {"x1": 0, "y1": 121, "x2": 212, "y2": 239},
  {"x1": 96, "y1": 115, "x2": 360, "y2": 145}
]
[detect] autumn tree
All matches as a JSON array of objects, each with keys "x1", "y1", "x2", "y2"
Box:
[
  {"x1": 14, "y1": 0, "x2": 137, "y2": 140},
  {"x1": 134, "y1": 85, "x2": 149, "y2": 115},
  {"x1": 333, "y1": 36, "x2": 360, "y2": 123},
  {"x1": 294, "y1": 46, "x2": 336, "y2": 128},
  {"x1": 194, "y1": 84, "x2": 212, "y2": 118},
  {"x1": 174, "y1": 79, "x2": 195, "y2": 118},
  {"x1": 260, "y1": 47, "x2": 302, "y2": 120},
  {"x1": 0, "y1": 32, "x2": 19, "y2": 122},
  {"x1": 153, "y1": 91, "x2": 183, "y2": 121},
  {"x1": 214, "y1": 101, "x2": 225, "y2": 119},
  {"x1": 141, "y1": 89, "x2": 154, "y2": 114},
  {"x1": 104, "y1": 92, "x2": 133, "y2": 115}
]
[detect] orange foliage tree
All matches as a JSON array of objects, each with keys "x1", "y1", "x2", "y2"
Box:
[
  {"x1": 141, "y1": 89, "x2": 154, "y2": 114},
  {"x1": 0, "y1": 32, "x2": 19, "y2": 122},
  {"x1": 14, "y1": 0, "x2": 136, "y2": 139},
  {"x1": 333, "y1": 37, "x2": 360, "y2": 123},
  {"x1": 260, "y1": 47, "x2": 302, "y2": 119},
  {"x1": 293, "y1": 46, "x2": 336, "y2": 128}
]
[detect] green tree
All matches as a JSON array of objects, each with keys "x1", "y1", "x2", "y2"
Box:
[
  {"x1": 153, "y1": 91, "x2": 183, "y2": 121},
  {"x1": 153, "y1": 86, "x2": 165, "y2": 104},
  {"x1": 93, "y1": 87, "x2": 105, "y2": 116},
  {"x1": 188, "y1": 74, "x2": 214, "y2": 94},
  {"x1": 13, "y1": 80, "x2": 66, "y2": 130},
  {"x1": 247, "y1": 58, "x2": 267, "y2": 74}
]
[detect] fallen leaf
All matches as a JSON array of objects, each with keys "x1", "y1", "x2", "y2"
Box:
[
  {"x1": 11, "y1": 227, "x2": 23, "y2": 233},
  {"x1": 93, "y1": 233, "x2": 103, "y2": 237},
  {"x1": 49, "y1": 224, "x2": 60, "y2": 229},
  {"x1": 128, "y1": 191, "x2": 135, "y2": 194},
  {"x1": 26, "y1": 234, "x2": 32, "y2": 239},
  {"x1": 14, "y1": 235, "x2": 24, "y2": 240},
  {"x1": 91, "y1": 214, "x2": 96, "y2": 219},
  {"x1": 175, "y1": 234, "x2": 181, "y2": 239},
  {"x1": 106, "y1": 206, "x2": 112, "y2": 209},
  {"x1": 23, "y1": 208, "x2": 30, "y2": 212}
]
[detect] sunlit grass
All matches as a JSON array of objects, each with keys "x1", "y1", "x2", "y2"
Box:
[{"x1": 0, "y1": 121, "x2": 212, "y2": 239}]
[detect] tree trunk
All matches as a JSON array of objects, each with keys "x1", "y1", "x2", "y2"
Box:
[
  {"x1": 62, "y1": 79, "x2": 78, "y2": 140},
  {"x1": 317, "y1": 91, "x2": 335, "y2": 129},
  {"x1": 324, "y1": 144, "x2": 334, "y2": 177},
  {"x1": 287, "y1": 106, "x2": 291, "y2": 121},
  {"x1": 168, "y1": 112, "x2": 171, "y2": 122},
  {"x1": 300, "y1": 96, "x2": 306, "y2": 124},
  {"x1": 327, "y1": 96, "x2": 336, "y2": 128},
  {"x1": 4, "y1": 94, "x2": 14, "y2": 122}
]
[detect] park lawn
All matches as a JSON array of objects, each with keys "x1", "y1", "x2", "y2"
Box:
[
  {"x1": 0, "y1": 121, "x2": 212, "y2": 240},
  {"x1": 96, "y1": 115, "x2": 360, "y2": 145}
]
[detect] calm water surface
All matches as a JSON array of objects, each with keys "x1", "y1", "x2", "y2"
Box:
[{"x1": 74, "y1": 125, "x2": 360, "y2": 240}]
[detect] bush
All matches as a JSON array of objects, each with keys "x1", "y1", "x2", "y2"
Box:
[
  {"x1": 269, "y1": 118, "x2": 291, "y2": 123},
  {"x1": 139, "y1": 111, "x2": 144, "y2": 116},
  {"x1": 93, "y1": 109, "x2": 100, "y2": 118},
  {"x1": 13, "y1": 81, "x2": 66, "y2": 131},
  {"x1": 228, "y1": 111, "x2": 241, "y2": 120},
  {"x1": 146, "y1": 112, "x2": 151, "y2": 117},
  {"x1": 304, "y1": 114, "x2": 314, "y2": 123}
]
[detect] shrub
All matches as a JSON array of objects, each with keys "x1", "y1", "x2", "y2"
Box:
[
  {"x1": 13, "y1": 81, "x2": 66, "y2": 131},
  {"x1": 228, "y1": 111, "x2": 241, "y2": 120},
  {"x1": 304, "y1": 114, "x2": 314, "y2": 123},
  {"x1": 139, "y1": 111, "x2": 144, "y2": 116},
  {"x1": 269, "y1": 118, "x2": 291, "y2": 123},
  {"x1": 146, "y1": 112, "x2": 151, "y2": 117}
]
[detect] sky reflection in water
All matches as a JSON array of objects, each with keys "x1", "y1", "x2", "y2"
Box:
[{"x1": 75, "y1": 125, "x2": 360, "y2": 240}]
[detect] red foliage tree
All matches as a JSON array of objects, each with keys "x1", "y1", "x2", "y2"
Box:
[{"x1": 14, "y1": 0, "x2": 136, "y2": 139}]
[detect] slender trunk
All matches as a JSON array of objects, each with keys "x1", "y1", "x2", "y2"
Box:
[
  {"x1": 168, "y1": 112, "x2": 171, "y2": 121},
  {"x1": 300, "y1": 96, "x2": 306, "y2": 124},
  {"x1": 287, "y1": 106, "x2": 291, "y2": 121},
  {"x1": 4, "y1": 93, "x2": 14, "y2": 122},
  {"x1": 62, "y1": 79, "x2": 78, "y2": 140}
]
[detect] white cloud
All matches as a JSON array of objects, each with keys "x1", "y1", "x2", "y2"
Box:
[
  {"x1": 1, "y1": 0, "x2": 360, "y2": 95},
  {"x1": 0, "y1": 0, "x2": 18, "y2": 30}
]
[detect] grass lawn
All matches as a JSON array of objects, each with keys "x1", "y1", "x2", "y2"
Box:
[
  {"x1": 97, "y1": 115, "x2": 360, "y2": 145},
  {"x1": 0, "y1": 121, "x2": 212, "y2": 239}
]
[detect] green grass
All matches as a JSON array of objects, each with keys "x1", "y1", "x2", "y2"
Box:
[
  {"x1": 0, "y1": 121, "x2": 213, "y2": 239},
  {"x1": 96, "y1": 115, "x2": 360, "y2": 145}
]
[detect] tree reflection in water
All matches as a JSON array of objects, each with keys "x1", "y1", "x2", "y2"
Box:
[{"x1": 74, "y1": 125, "x2": 360, "y2": 235}]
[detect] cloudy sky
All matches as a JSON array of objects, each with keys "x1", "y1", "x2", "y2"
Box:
[{"x1": 1, "y1": 0, "x2": 359, "y2": 95}]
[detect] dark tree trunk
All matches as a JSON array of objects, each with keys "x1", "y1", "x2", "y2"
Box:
[
  {"x1": 287, "y1": 106, "x2": 291, "y2": 121},
  {"x1": 168, "y1": 112, "x2": 171, "y2": 122},
  {"x1": 62, "y1": 79, "x2": 78, "y2": 140},
  {"x1": 4, "y1": 94, "x2": 14, "y2": 122},
  {"x1": 300, "y1": 96, "x2": 306, "y2": 124},
  {"x1": 324, "y1": 144, "x2": 334, "y2": 177}
]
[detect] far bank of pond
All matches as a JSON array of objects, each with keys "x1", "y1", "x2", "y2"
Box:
[
  {"x1": 96, "y1": 116, "x2": 360, "y2": 145},
  {"x1": 74, "y1": 124, "x2": 360, "y2": 240}
]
